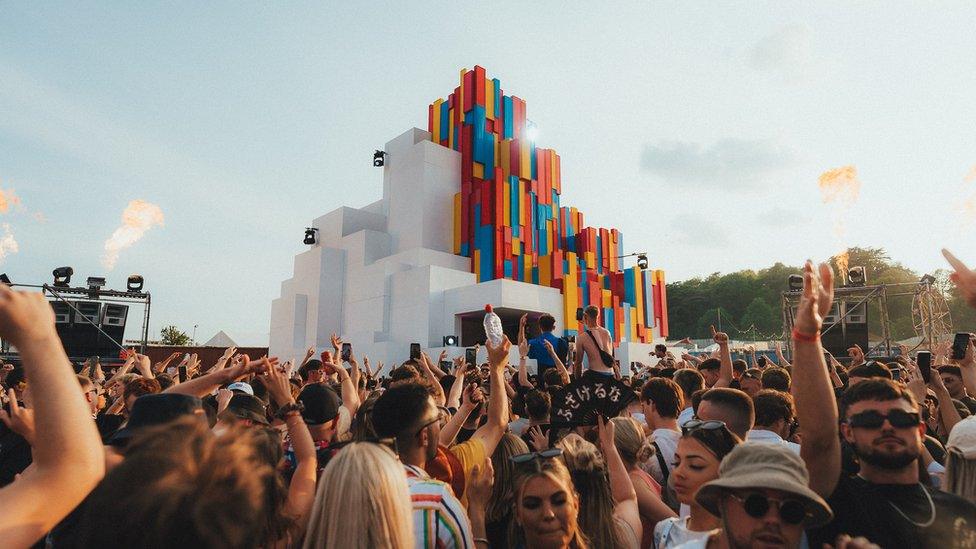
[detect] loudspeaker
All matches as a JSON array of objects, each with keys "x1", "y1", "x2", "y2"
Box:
[
  {"x1": 50, "y1": 300, "x2": 128, "y2": 359},
  {"x1": 51, "y1": 301, "x2": 71, "y2": 324},
  {"x1": 98, "y1": 304, "x2": 128, "y2": 351},
  {"x1": 821, "y1": 300, "x2": 869, "y2": 358}
]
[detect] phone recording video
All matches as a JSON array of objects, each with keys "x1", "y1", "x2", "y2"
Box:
[
  {"x1": 410, "y1": 343, "x2": 421, "y2": 361},
  {"x1": 341, "y1": 342, "x2": 352, "y2": 362},
  {"x1": 952, "y1": 333, "x2": 972, "y2": 360},
  {"x1": 465, "y1": 347, "x2": 477, "y2": 367},
  {"x1": 917, "y1": 351, "x2": 932, "y2": 383}
]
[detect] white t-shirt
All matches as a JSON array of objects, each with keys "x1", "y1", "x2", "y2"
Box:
[
  {"x1": 642, "y1": 427, "x2": 680, "y2": 485},
  {"x1": 678, "y1": 406, "x2": 695, "y2": 427},
  {"x1": 654, "y1": 516, "x2": 717, "y2": 549},
  {"x1": 508, "y1": 417, "x2": 531, "y2": 436}
]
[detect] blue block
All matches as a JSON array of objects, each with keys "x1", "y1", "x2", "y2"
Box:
[
  {"x1": 493, "y1": 79, "x2": 501, "y2": 118},
  {"x1": 604, "y1": 307, "x2": 615, "y2": 341},
  {"x1": 460, "y1": 242, "x2": 470, "y2": 257},
  {"x1": 624, "y1": 270, "x2": 636, "y2": 305},
  {"x1": 440, "y1": 101, "x2": 449, "y2": 142},
  {"x1": 624, "y1": 305, "x2": 632, "y2": 341},
  {"x1": 504, "y1": 260, "x2": 513, "y2": 278},
  {"x1": 503, "y1": 96, "x2": 514, "y2": 139},
  {"x1": 596, "y1": 234, "x2": 603, "y2": 270},
  {"x1": 532, "y1": 267, "x2": 539, "y2": 284}
]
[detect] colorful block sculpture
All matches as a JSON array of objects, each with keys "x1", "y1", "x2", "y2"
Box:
[{"x1": 427, "y1": 66, "x2": 668, "y2": 344}]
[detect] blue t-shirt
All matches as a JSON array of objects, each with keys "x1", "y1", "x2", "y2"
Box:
[{"x1": 528, "y1": 332, "x2": 564, "y2": 367}]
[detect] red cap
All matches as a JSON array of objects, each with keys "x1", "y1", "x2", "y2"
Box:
[{"x1": 485, "y1": 304, "x2": 493, "y2": 313}]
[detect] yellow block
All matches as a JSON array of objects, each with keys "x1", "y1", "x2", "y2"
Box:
[
  {"x1": 486, "y1": 77, "x2": 495, "y2": 119},
  {"x1": 459, "y1": 68, "x2": 467, "y2": 113},
  {"x1": 633, "y1": 266, "x2": 644, "y2": 326},
  {"x1": 500, "y1": 139, "x2": 511, "y2": 178},
  {"x1": 518, "y1": 179, "x2": 527, "y2": 227},
  {"x1": 448, "y1": 109, "x2": 455, "y2": 149},
  {"x1": 584, "y1": 252, "x2": 595, "y2": 269},
  {"x1": 539, "y1": 255, "x2": 552, "y2": 286},
  {"x1": 473, "y1": 249, "x2": 481, "y2": 282},
  {"x1": 602, "y1": 289, "x2": 612, "y2": 309},
  {"x1": 519, "y1": 136, "x2": 531, "y2": 179},
  {"x1": 473, "y1": 162, "x2": 484, "y2": 179},
  {"x1": 431, "y1": 99, "x2": 443, "y2": 143},
  {"x1": 512, "y1": 237, "x2": 520, "y2": 255},
  {"x1": 630, "y1": 307, "x2": 638, "y2": 342}
]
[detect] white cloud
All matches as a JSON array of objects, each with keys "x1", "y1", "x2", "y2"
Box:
[
  {"x1": 668, "y1": 213, "x2": 731, "y2": 249},
  {"x1": 641, "y1": 138, "x2": 796, "y2": 188},
  {"x1": 0, "y1": 224, "x2": 18, "y2": 264},
  {"x1": 749, "y1": 24, "x2": 813, "y2": 81},
  {"x1": 759, "y1": 206, "x2": 809, "y2": 227}
]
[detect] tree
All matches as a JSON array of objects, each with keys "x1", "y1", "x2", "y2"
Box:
[
  {"x1": 160, "y1": 325, "x2": 191, "y2": 346},
  {"x1": 740, "y1": 297, "x2": 777, "y2": 338}
]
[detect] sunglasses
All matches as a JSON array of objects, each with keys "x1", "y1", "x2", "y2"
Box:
[
  {"x1": 510, "y1": 448, "x2": 563, "y2": 464},
  {"x1": 681, "y1": 419, "x2": 726, "y2": 435},
  {"x1": 847, "y1": 409, "x2": 921, "y2": 429},
  {"x1": 729, "y1": 492, "x2": 808, "y2": 525}
]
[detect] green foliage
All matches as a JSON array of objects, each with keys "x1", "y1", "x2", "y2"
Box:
[
  {"x1": 665, "y1": 247, "x2": 967, "y2": 341},
  {"x1": 160, "y1": 325, "x2": 191, "y2": 346}
]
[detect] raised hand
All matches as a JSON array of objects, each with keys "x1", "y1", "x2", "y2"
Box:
[
  {"x1": 519, "y1": 337, "x2": 530, "y2": 358},
  {"x1": 264, "y1": 361, "x2": 295, "y2": 406},
  {"x1": 485, "y1": 335, "x2": 511, "y2": 370},
  {"x1": 794, "y1": 260, "x2": 835, "y2": 336},
  {"x1": 466, "y1": 458, "x2": 495, "y2": 509},
  {"x1": 527, "y1": 425, "x2": 548, "y2": 451},
  {"x1": 0, "y1": 286, "x2": 57, "y2": 348},
  {"x1": 596, "y1": 414, "x2": 615, "y2": 455},
  {"x1": 943, "y1": 249, "x2": 976, "y2": 309},
  {"x1": 0, "y1": 388, "x2": 35, "y2": 445},
  {"x1": 330, "y1": 333, "x2": 343, "y2": 352},
  {"x1": 711, "y1": 325, "x2": 730, "y2": 345},
  {"x1": 216, "y1": 388, "x2": 233, "y2": 413}
]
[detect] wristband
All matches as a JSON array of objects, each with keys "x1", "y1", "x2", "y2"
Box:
[
  {"x1": 792, "y1": 328, "x2": 820, "y2": 343},
  {"x1": 275, "y1": 401, "x2": 305, "y2": 420}
]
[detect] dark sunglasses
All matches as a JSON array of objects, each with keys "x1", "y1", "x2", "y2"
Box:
[
  {"x1": 681, "y1": 419, "x2": 726, "y2": 435},
  {"x1": 729, "y1": 492, "x2": 808, "y2": 525},
  {"x1": 847, "y1": 409, "x2": 921, "y2": 429},
  {"x1": 510, "y1": 448, "x2": 563, "y2": 464}
]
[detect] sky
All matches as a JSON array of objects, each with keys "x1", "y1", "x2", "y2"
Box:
[{"x1": 2, "y1": 2, "x2": 975, "y2": 345}]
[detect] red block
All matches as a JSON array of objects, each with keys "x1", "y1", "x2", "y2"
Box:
[
  {"x1": 463, "y1": 70, "x2": 475, "y2": 113},
  {"x1": 474, "y1": 66, "x2": 486, "y2": 108},
  {"x1": 428, "y1": 103, "x2": 434, "y2": 135}
]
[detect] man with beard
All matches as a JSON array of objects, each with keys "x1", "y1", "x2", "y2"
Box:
[
  {"x1": 790, "y1": 261, "x2": 976, "y2": 548},
  {"x1": 806, "y1": 378, "x2": 976, "y2": 547}
]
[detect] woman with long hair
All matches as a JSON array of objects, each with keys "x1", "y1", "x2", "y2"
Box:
[
  {"x1": 302, "y1": 442, "x2": 413, "y2": 549},
  {"x1": 610, "y1": 417, "x2": 676, "y2": 548},
  {"x1": 510, "y1": 448, "x2": 588, "y2": 548},
  {"x1": 557, "y1": 418, "x2": 642, "y2": 549},
  {"x1": 652, "y1": 420, "x2": 741, "y2": 548},
  {"x1": 486, "y1": 433, "x2": 531, "y2": 547}
]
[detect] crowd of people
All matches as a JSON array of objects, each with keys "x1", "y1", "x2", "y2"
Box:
[{"x1": 2, "y1": 248, "x2": 976, "y2": 548}]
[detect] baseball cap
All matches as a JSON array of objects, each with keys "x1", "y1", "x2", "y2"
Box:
[
  {"x1": 947, "y1": 416, "x2": 976, "y2": 459},
  {"x1": 109, "y1": 393, "x2": 204, "y2": 446},
  {"x1": 227, "y1": 382, "x2": 254, "y2": 395},
  {"x1": 297, "y1": 383, "x2": 341, "y2": 425},
  {"x1": 224, "y1": 394, "x2": 269, "y2": 425}
]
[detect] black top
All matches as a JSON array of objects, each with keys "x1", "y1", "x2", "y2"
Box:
[{"x1": 808, "y1": 474, "x2": 976, "y2": 548}]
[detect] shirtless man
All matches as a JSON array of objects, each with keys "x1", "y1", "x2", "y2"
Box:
[{"x1": 573, "y1": 305, "x2": 615, "y2": 379}]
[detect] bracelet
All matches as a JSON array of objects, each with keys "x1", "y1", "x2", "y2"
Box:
[
  {"x1": 791, "y1": 328, "x2": 820, "y2": 343},
  {"x1": 275, "y1": 401, "x2": 305, "y2": 420}
]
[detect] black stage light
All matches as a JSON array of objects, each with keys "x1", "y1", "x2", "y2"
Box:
[
  {"x1": 637, "y1": 254, "x2": 648, "y2": 270},
  {"x1": 0, "y1": 273, "x2": 10, "y2": 285},
  {"x1": 304, "y1": 227, "x2": 318, "y2": 245},
  {"x1": 443, "y1": 335, "x2": 458, "y2": 346},
  {"x1": 788, "y1": 274, "x2": 804, "y2": 292},
  {"x1": 53, "y1": 266, "x2": 73, "y2": 287},
  {"x1": 127, "y1": 274, "x2": 144, "y2": 292},
  {"x1": 848, "y1": 266, "x2": 866, "y2": 287},
  {"x1": 373, "y1": 150, "x2": 386, "y2": 167}
]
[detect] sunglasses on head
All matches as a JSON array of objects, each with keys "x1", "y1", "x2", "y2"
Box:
[
  {"x1": 847, "y1": 409, "x2": 920, "y2": 429},
  {"x1": 681, "y1": 419, "x2": 726, "y2": 435},
  {"x1": 729, "y1": 492, "x2": 808, "y2": 525},
  {"x1": 510, "y1": 448, "x2": 563, "y2": 465}
]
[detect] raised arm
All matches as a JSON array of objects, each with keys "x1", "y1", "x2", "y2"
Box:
[
  {"x1": 544, "y1": 339, "x2": 571, "y2": 385},
  {"x1": 774, "y1": 341, "x2": 791, "y2": 368},
  {"x1": 517, "y1": 338, "x2": 532, "y2": 389},
  {"x1": 440, "y1": 384, "x2": 480, "y2": 447},
  {"x1": 166, "y1": 356, "x2": 272, "y2": 397},
  {"x1": 0, "y1": 287, "x2": 105, "y2": 548},
  {"x1": 335, "y1": 353, "x2": 362, "y2": 417},
  {"x1": 446, "y1": 358, "x2": 467, "y2": 409},
  {"x1": 264, "y1": 365, "x2": 316, "y2": 533},
  {"x1": 469, "y1": 336, "x2": 510, "y2": 457},
  {"x1": 597, "y1": 416, "x2": 642, "y2": 542},
  {"x1": 792, "y1": 261, "x2": 841, "y2": 498},
  {"x1": 418, "y1": 352, "x2": 446, "y2": 406},
  {"x1": 711, "y1": 326, "x2": 734, "y2": 388}
]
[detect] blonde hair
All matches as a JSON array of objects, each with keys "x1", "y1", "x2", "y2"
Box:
[
  {"x1": 610, "y1": 417, "x2": 654, "y2": 468},
  {"x1": 487, "y1": 433, "x2": 530, "y2": 523},
  {"x1": 945, "y1": 450, "x2": 976, "y2": 502},
  {"x1": 511, "y1": 453, "x2": 589, "y2": 549},
  {"x1": 557, "y1": 434, "x2": 625, "y2": 549},
  {"x1": 303, "y1": 443, "x2": 414, "y2": 549}
]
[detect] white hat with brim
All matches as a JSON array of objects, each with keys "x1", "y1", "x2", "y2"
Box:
[
  {"x1": 947, "y1": 416, "x2": 976, "y2": 459},
  {"x1": 695, "y1": 442, "x2": 833, "y2": 528}
]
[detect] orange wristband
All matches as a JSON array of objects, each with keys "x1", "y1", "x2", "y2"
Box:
[{"x1": 792, "y1": 328, "x2": 820, "y2": 343}]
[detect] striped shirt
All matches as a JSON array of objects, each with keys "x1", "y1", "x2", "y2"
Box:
[{"x1": 404, "y1": 464, "x2": 473, "y2": 549}]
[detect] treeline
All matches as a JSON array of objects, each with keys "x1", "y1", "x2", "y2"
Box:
[{"x1": 665, "y1": 247, "x2": 976, "y2": 341}]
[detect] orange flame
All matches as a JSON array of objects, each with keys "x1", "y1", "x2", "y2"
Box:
[
  {"x1": 818, "y1": 166, "x2": 861, "y2": 204},
  {"x1": 102, "y1": 200, "x2": 164, "y2": 270},
  {"x1": 0, "y1": 188, "x2": 21, "y2": 214}
]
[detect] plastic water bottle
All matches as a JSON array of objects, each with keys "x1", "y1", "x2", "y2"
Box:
[{"x1": 483, "y1": 304, "x2": 504, "y2": 347}]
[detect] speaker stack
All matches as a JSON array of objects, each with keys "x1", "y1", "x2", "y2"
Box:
[{"x1": 51, "y1": 300, "x2": 129, "y2": 359}]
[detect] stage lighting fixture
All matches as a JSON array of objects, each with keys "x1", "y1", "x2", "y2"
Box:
[
  {"x1": 373, "y1": 150, "x2": 386, "y2": 167},
  {"x1": 127, "y1": 274, "x2": 144, "y2": 292},
  {"x1": 847, "y1": 266, "x2": 867, "y2": 287},
  {"x1": 87, "y1": 276, "x2": 106, "y2": 289},
  {"x1": 52, "y1": 266, "x2": 73, "y2": 287},
  {"x1": 919, "y1": 274, "x2": 936, "y2": 286},
  {"x1": 788, "y1": 274, "x2": 804, "y2": 292},
  {"x1": 637, "y1": 253, "x2": 648, "y2": 270},
  {"x1": 0, "y1": 273, "x2": 10, "y2": 285},
  {"x1": 443, "y1": 335, "x2": 458, "y2": 346},
  {"x1": 303, "y1": 227, "x2": 319, "y2": 245}
]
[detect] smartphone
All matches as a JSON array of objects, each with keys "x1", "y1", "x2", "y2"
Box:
[
  {"x1": 465, "y1": 347, "x2": 477, "y2": 367},
  {"x1": 952, "y1": 333, "x2": 972, "y2": 360},
  {"x1": 440, "y1": 360, "x2": 453, "y2": 372},
  {"x1": 341, "y1": 342, "x2": 352, "y2": 362},
  {"x1": 410, "y1": 343, "x2": 421, "y2": 361},
  {"x1": 178, "y1": 365, "x2": 188, "y2": 383},
  {"x1": 575, "y1": 307, "x2": 584, "y2": 322},
  {"x1": 917, "y1": 351, "x2": 932, "y2": 383},
  {"x1": 891, "y1": 368, "x2": 902, "y2": 381},
  {"x1": 757, "y1": 355, "x2": 768, "y2": 368}
]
